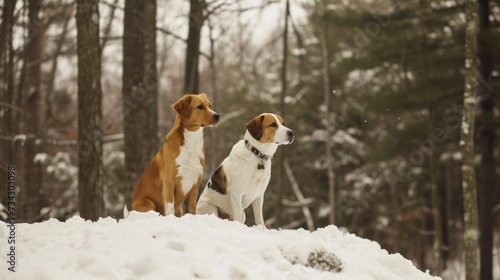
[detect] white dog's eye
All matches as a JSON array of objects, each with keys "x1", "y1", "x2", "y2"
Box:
[
  {"x1": 270, "y1": 122, "x2": 277, "y2": 127},
  {"x1": 197, "y1": 105, "x2": 204, "y2": 110}
]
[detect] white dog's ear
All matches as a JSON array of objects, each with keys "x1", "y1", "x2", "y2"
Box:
[
  {"x1": 246, "y1": 115, "x2": 264, "y2": 140},
  {"x1": 172, "y1": 95, "x2": 192, "y2": 118}
]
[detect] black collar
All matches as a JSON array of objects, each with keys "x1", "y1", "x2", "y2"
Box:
[{"x1": 244, "y1": 140, "x2": 272, "y2": 169}]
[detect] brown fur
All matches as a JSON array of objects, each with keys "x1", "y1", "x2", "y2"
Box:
[
  {"x1": 207, "y1": 165, "x2": 228, "y2": 194},
  {"x1": 245, "y1": 114, "x2": 285, "y2": 143},
  {"x1": 131, "y1": 94, "x2": 219, "y2": 216}
]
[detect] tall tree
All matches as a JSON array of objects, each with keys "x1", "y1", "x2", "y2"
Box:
[
  {"x1": 418, "y1": 5, "x2": 444, "y2": 270},
  {"x1": 0, "y1": 0, "x2": 17, "y2": 210},
  {"x1": 206, "y1": 13, "x2": 219, "y2": 172},
  {"x1": 18, "y1": 0, "x2": 44, "y2": 222},
  {"x1": 477, "y1": 1, "x2": 494, "y2": 280},
  {"x1": 76, "y1": 0, "x2": 104, "y2": 221},
  {"x1": 123, "y1": 0, "x2": 144, "y2": 205},
  {"x1": 0, "y1": 0, "x2": 17, "y2": 60},
  {"x1": 123, "y1": 0, "x2": 159, "y2": 206},
  {"x1": 274, "y1": 0, "x2": 290, "y2": 227},
  {"x1": 461, "y1": 0, "x2": 480, "y2": 279},
  {"x1": 144, "y1": 0, "x2": 159, "y2": 157},
  {"x1": 429, "y1": 108, "x2": 443, "y2": 274},
  {"x1": 184, "y1": 0, "x2": 205, "y2": 94}
]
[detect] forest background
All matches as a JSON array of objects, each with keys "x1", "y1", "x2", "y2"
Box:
[{"x1": 0, "y1": 0, "x2": 499, "y2": 279}]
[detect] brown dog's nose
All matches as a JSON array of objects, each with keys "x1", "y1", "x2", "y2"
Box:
[
  {"x1": 287, "y1": 130, "x2": 295, "y2": 142},
  {"x1": 213, "y1": 114, "x2": 221, "y2": 121}
]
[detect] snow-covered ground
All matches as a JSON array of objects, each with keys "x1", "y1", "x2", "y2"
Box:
[{"x1": 0, "y1": 212, "x2": 440, "y2": 280}]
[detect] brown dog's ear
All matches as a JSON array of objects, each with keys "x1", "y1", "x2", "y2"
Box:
[
  {"x1": 246, "y1": 115, "x2": 264, "y2": 140},
  {"x1": 172, "y1": 95, "x2": 192, "y2": 118}
]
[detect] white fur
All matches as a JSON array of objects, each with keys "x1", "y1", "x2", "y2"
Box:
[
  {"x1": 123, "y1": 205, "x2": 129, "y2": 218},
  {"x1": 176, "y1": 128, "x2": 204, "y2": 195},
  {"x1": 165, "y1": 202, "x2": 174, "y2": 215},
  {"x1": 197, "y1": 115, "x2": 293, "y2": 228},
  {"x1": 270, "y1": 113, "x2": 292, "y2": 144},
  {"x1": 207, "y1": 109, "x2": 218, "y2": 127}
]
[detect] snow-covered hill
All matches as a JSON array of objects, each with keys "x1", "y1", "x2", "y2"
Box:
[{"x1": 0, "y1": 212, "x2": 441, "y2": 280}]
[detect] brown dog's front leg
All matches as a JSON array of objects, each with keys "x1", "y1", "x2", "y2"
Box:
[
  {"x1": 187, "y1": 177, "x2": 202, "y2": 214},
  {"x1": 163, "y1": 181, "x2": 175, "y2": 216},
  {"x1": 174, "y1": 206, "x2": 183, "y2": 217}
]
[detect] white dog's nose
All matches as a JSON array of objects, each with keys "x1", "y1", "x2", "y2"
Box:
[{"x1": 287, "y1": 130, "x2": 295, "y2": 143}]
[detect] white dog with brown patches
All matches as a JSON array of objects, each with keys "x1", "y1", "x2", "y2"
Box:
[{"x1": 196, "y1": 113, "x2": 294, "y2": 227}]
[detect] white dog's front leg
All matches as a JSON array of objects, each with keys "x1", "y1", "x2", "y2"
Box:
[
  {"x1": 251, "y1": 195, "x2": 266, "y2": 228},
  {"x1": 230, "y1": 194, "x2": 245, "y2": 223}
]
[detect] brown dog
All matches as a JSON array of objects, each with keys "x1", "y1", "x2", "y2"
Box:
[{"x1": 128, "y1": 94, "x2": 220, "y2": 217}]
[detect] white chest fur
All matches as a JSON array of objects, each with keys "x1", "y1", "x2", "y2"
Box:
[{"x1": 176, "y1": 128, "x2": 204, "y2": 195}]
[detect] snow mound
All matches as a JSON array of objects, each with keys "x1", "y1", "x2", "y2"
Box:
[{"x1": 0, "y1": 212, "x2": 440, "y2": 280}]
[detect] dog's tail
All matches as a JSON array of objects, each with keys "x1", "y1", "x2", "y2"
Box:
[{"x1": 123, "y1": 205, "x2": 130, "y2": 219}]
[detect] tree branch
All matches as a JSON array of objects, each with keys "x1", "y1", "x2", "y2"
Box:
[
  {"x1": 156, "y1": 26, "x2": 211, "y2": 59},
  {"x1": 283, "y1": 159, "x2": 315, "y2": 231}
]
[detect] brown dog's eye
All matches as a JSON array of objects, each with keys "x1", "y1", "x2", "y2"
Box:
[
  {"x1": 270, "y1": 123, "x2": 277, "y2": 127},
  {"x1": 197, "y1": 105, "x2": 204, "y2": 110}
]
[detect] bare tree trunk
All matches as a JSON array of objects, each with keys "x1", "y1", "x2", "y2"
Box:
[
  {"x1": 461, "y1": 0, "x2": 480, "y2": 279},
  {"x1": 123, "y1": 0, "x2": 144, "y2": 205},
  {"x1": 273, "y1": 0, "x2": 289, "y2": 227},
  {"x1": 418, "y1": 3, "x2": 444, "y2": 269},
  {"x1": 76, "y1": 0, "x2": 104, "y2": 221},
  {"x1": 429, "y1": 108, "x2": 443, "y2": 274},
  {"x1": 0, "y1": 0, "x2": 17, "y2": 60},
  {"x1": 11, "y1": 1, "x2": 29, "y2": 207},
  {"x1": 184, "y1": 0, "x2": 205, "y2": 94},
  {"x1": 207, "y1": 16, "x2": 218, "y2": 172},
  {"x1": 477, "y1": 1, "x2": 494, "y2": 280},
  {"x1": 442, "y1": 159, "x2": 451, "y2": 267},
  {"x1": 144, "y1": 0, "x2": 159, "y2": 156},
  {"x1": 18, "y1": 0, "x2": 45, "y2": 222},
  {"x1": 0, "y1": 5, "x2": 16, "y2": 211},
  {"x1": 122, "y1": 0, "x2": 158, "y2": 207},
  {"x1": 417, "y1": 182, "x2": 427, "y2": 270},
  {"x1": 317, "y1": 0, "x2": 335, "y2": 225}
]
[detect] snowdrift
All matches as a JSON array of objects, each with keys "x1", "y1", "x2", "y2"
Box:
[{"x1": 0, "y1": 212, "x2": 441, "y2": 280}]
